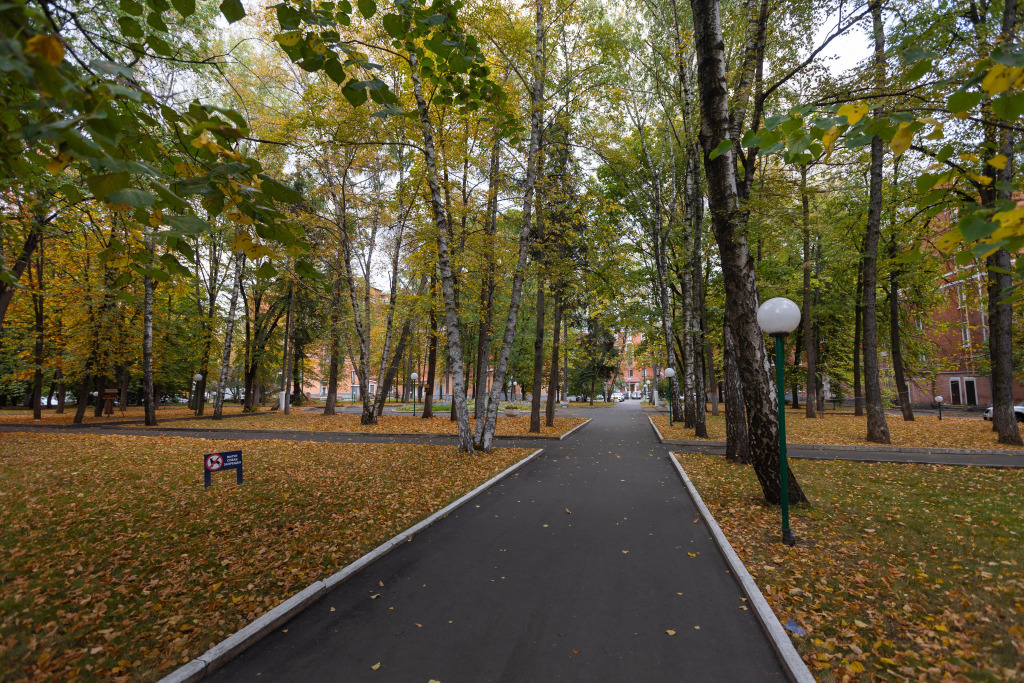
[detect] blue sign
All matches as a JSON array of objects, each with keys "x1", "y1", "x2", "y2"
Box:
[{"x1": 204, "y1": 450, "x2": 243, "y2": 488}]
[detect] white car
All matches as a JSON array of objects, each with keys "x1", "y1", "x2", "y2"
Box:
[
  {"x1": 610, "y1": 392, "x2": 624, "y2": 402},
  {"x1": 983, "y1": 403, "x2": 1024, "y2": 421}
]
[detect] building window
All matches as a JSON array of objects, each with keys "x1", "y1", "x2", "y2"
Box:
[{"x1": 628, "y1": 369, "x2": 633, "y2": 378}]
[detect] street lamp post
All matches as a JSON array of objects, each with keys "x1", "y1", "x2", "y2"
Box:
[
  {"x1": 645, "y1": 380, "x2": 650, "y2": 402},
  {"x1": 757, "y1": 297, "x2": 802, "y2": 547},
  {"x1": 935, "y1": 395, "x2": 943, "y2": 420},
  {"x1": 411, "y1": 372, "x2": 419, "y2": 417},
  {"x1": 512, "y1": 381, "x2": 518, "y2": 404},
  {"x1": 664, "y1": 367, "x2": 676, "y2": 427},
  {"x1": 192, "y1": 373, "x2": 203, "y2": 415}
]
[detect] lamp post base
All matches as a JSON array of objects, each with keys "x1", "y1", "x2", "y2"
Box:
[{"x1": 782, "y1": 528, "x2": 796, "y2": 546}]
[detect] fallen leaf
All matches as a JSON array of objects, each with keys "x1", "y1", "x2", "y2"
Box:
[
  {"x1": 565, "y1": 508, "x2": 572, "y2": 514},
  {"x1": 371, "y1": 662, "x2": 380, "y2": 670},
  {"x1": 666, "y1": 629, "x2": 676, "y2": 636}
]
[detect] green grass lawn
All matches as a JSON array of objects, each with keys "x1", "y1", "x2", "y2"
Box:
[
  {"x1": 677, "y1": 452, "x2": 1024, "y2": 681},
  {"x1": 0, "y1": 432, "x2": 530, "y2": 681}
]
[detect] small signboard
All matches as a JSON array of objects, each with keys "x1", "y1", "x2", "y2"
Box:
[{"x1": 204, "y1": 450, "x2": 243, "y2": 488}]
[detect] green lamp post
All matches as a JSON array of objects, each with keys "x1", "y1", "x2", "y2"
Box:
[
  {"x1": 757, "y1": 297, "x2": 801, "y2": 547},
  {"x1": 935, "y1": 395, "x2": 943, "y2": 420},
  {"x1": 411, "y1": 372, "x2": 418, "y2": 417}
]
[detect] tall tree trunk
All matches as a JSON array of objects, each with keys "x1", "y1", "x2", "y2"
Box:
[
  {"x1": 119, "y1": 364, "x2": 130, "y2": 411},
  {"x1": 283, "y1": 282, "x2": 295, "y2": 415},
  {"x1": 142, "y1": 228, "x2": 157, "y2": 427},
  {"x1": 31, "y1": 252, "x2": 44, "y2": 420},
  {"x1": 863, "y1": 0, "x2": 891, "y2": 444},
  {"x1": 52, "y1": 368, "x2": 64, "y2": 414},
  {"x1": 214, "y1": 252, "x2": 244, "y2": 419},
  {"x1": 690, "y1": 0, "x2": 805, "y2": 502},
  {"x1": 409, "y1": 53, "x2": 474, "y2": 452},
  {"x1": 545, "y1": 288, "x2": 562, "y2": 427},
  {"x1": 475, "y1": 0, "x2": 546, "y2": 452},
  {"x1": 888, "y1": 236, "x2": 914, "y2": 421},
  {"x1": 324, "y1": 274, "x2": 341, "y2": 416},
  {"x1": 530, "y1": 278, "x2": 546, "y2": 433},
  {"x1": 703, "y1": 315, "x2": 718, "y2": 416},
  {"x1": 474, "y1": 137, "x2": 501, "y2": 423},
  {"x1": 983, "y1": 0, "x2": 1023, "y2": 445},
  {"x1": 853, "y1": 259, "x2": 864, "y2": 416},
  {"x1": 723, "y1": 320, "x2": 749, "y2": 463},
  {"x1": 73, "y1": 373, "x2": 92, "y2": 424},
  {"x1": 801, "y1": 166, "x2": 817, "y2": 418},
  {"x1": 423, "y1": 288, "x2": 438, "y2": 419}
]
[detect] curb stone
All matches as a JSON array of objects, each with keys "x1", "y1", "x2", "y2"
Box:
[
  {"x1": 97, "y1": 425, "x2": 581, "y2": 441},
  {"x1": 157, "y1": 447, "x2": 545, "y2": 683},
  {"x1": 667, "y1": 453, "x2": 815, "y2": 683},
  {"x1": 646, "y1": 415, "x2": 1024, "y2": 457}
]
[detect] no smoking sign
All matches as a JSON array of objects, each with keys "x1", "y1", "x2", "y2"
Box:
[{"x1": 203, "y1": 450, "x2": 243, "y2": 488}]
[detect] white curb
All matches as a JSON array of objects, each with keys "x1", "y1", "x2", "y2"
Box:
[
  {"x1": 648, "y1": 415, "x2": 666, "y2": 443},
  {"x1": 667, "y1": 452, "x2": 816, "y2": 683},
  {"x1": 559, "y1": 418, "x2": 592, "y2": 440},
  {"x1": 158, "y1": 447, "x2": 546, "y2": 683}
]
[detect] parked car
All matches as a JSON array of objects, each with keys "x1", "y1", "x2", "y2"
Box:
[
  {"x1": 610, "y1": 392, "x2": 624, "y2": 402},
  {"x1": 630, "y1": 391, "x2": 641, "y2": 399},
  {"x1": 983, "y1": 403, "x2": 1024, "y2": 421}
]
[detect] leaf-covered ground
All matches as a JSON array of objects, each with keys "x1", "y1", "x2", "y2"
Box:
[
  {"x1": 652, "y1": 413, "x2": 1024, "y2": 451},
  {"x1": 0, "y1": 405, "x2": 261, "y2": 425},
  {"x1": 0, "y1": 432, "x2": 531, "y2": 681},
  {"x1": 678, "y1": 452, "x2": 1024, "y2": 681},
  {"x1": 158, "y1": 413, "x2": 588, "y2": 438}
]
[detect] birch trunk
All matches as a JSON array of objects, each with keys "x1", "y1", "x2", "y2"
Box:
[
  {"x1": 214, "y1": 252, "x2": 244, "y2": 418},
  {"x1": 863, "y1": 0, "x2": 892, "y2": 444},
  {"x1": 690, "y1": 0, "x2": 805, "y2": 501},
  {"x1": 723, "y1": 320, "x2": 749, "y2": 463},
  {"x1": 801, "y1": 166, "x2": 817, "y2": 418},
  {"x1": 409, "y1": 53, "x2": 473, "y2": 451},
  {"x1": 475, "y1": 0, "x2": 546, "y2": 452},
  {"x1": 545, "y1": 288, "x2": 561, "y2": 427},
  {"x1": 142, "y1": 231, "x2": 156, "y2": 427}
]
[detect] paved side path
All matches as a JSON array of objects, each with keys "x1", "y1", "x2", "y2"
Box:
[{"x1": 205, "y1": 401, "x2": 788, "y2": 682}]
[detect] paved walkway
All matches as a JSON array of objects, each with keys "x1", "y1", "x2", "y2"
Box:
[{"x1": 200, "y1": 401, "x2": 788, "y2": 682}]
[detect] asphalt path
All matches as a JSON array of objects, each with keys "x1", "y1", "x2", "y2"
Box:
[{"x1": 204, "y1": 400, "x2": 789, "y2": 682}]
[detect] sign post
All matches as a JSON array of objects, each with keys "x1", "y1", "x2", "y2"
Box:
[{"x1": 204, "y1": 450, "x2": 243, "y2": 488}]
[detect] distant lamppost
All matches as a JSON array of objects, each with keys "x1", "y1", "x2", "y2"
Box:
[
  {"x1": 512, "y1": 380, "x2": 518, "y2": 403},
  {"x1": 935, "y1": 395, "x2": 943, "y2": 420},
  {"x1": 411, "y1": 372, "x2": 419, "y2": 417},
  {"x1": 192, "y1": 373, "x2": 203, "y2": 414},
  {"x1": 757, "y1": 297, "x2": 802, "y2": 547},
  {"x1": 645, "y1": 380, "x2": 650, "y2": 402},
  {"x1": 664, "y1": 367, "x2": 676, "y2": 426}
]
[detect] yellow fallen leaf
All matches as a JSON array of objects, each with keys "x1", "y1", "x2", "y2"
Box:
[
  {"x1": 688, "y1": 552, "x2": 697, "y2": 557},
  {"x1": 622, "y1": 550, "x2": 629, "y2": 554},
  {"x1": 849, "y1": 661, "x2": 865, "y2": 673},
  {"x1": 371, "y1": 662, "x2": 381, "y2": 670},
  {"x1": 694, "y1": 625, "x2": 700, "y2": 630},
  {"x1": 854, "y1": 619, "x2": 869, "y2": 628},
  {"x1": 565, "y1": 508, "x2": 571, "y2": 514},
  {"x1": 666, "y1": 629, "x2": 676, "y2": 635}
]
